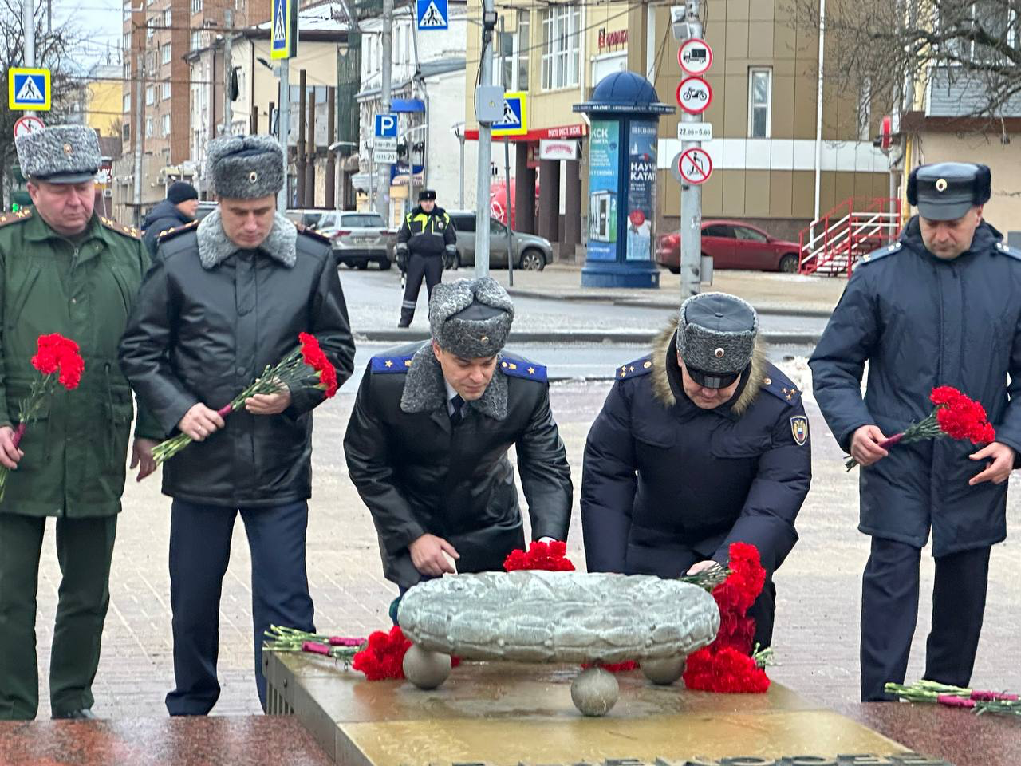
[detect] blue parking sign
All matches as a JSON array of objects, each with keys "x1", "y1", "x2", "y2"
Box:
[
  {"x1": 375, "y1": 113, "x2": 398, "y2": 138},
  {"x1": 416, "y1": 0, "x2": 447, "y2": 30}
]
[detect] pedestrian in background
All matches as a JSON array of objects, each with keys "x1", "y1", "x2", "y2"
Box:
[
  {"x1": 142, "y1": 181, "x2": 199, "y2": 256},
  {"x1": 395, "y1": 190, "x2": 456, "y2": 328}
]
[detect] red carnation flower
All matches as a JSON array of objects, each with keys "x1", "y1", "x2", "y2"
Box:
[{"x1": 503, "y1": 540, "x2": 575, "y2": 572}]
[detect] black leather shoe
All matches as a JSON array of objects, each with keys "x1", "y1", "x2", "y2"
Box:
[
  {"x1": 398, "y1": 320, "x2": 411, "y2": 328},
  {"x1": 52, "y1": 709, "x2": 98, "y2": 720}
]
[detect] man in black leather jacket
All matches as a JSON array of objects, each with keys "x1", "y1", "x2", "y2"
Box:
[
  {"x1": 344, "y1": 277, "x2": 571, "y2": 603},
  {"x1": 118, "y1": 135, "x2": 355, "y2": 715}
]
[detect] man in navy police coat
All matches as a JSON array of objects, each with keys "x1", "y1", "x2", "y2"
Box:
[
  {"x1": 810, "y1": 162, "x2": 1021, "y2": 700},
  {"x1": 582, "y1": 292, "x2": 812, "y2": 650}
]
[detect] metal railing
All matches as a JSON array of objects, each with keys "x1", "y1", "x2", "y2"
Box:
[{"x1": 799, "y1": 197, "x2": 902, "y2": 276}]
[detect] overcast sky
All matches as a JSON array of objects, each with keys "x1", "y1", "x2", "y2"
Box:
[{"x1": 51, "y1": 0, "x2": 125, "y2": 70}]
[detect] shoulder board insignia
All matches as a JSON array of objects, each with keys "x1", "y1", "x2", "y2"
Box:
[
  {"x1": 760, "y1": 368, "x2": 802, "y2": 405},
  {"x1": 99, "y1": 216, "x2": 142, "y2": 239},
  {"x1": 295, "y1": 222, "x2": 331, "y2": 245},
  {"x1": 615, "y1": 356, "x2": 654, "y2": 380},
  {"x1": 370, "y1": 354, "x2": 414, "y2": 374},
  {"x1": 158, "y1": 219, "x2": 200, "y2": 242},
  {"x1": 858, "y1": 242, "x2": 901, "y2": 266},
  {"x1": 501, "y1": 357, "x2": 547, "y2": 382},
  {"x1": 995, "y1": 242, "x2": 1021, "y2": 261},
  {"x1": 0, "y1": 208, "x2": 33, "y2": 227}
]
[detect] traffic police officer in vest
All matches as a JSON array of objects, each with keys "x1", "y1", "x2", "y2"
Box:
[
  {"x1": 0, "y1": 125, "x2": 163, "y2": 720},
  {"x1": 582, "y1": 293, "x2": 811, "y2": 651},
  {"x1": 345, "y1": 277, "x2": 572, "y2": 605},
  {"x1": 811, "y1": 162, "x2": 1021, "y2": 700},
  {"x1": 395, "y1": 190, "x2": 456, "y2": 328}
]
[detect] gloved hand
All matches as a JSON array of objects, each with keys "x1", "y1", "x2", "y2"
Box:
[{"x1": 396, "y1": 245, "x2": 408, "y2": 270}]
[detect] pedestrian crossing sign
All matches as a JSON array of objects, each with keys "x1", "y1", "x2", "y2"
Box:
[
  {"x1": 492, "y1": 91, "x2": 527, "y2": 137},
  {"x1": 270, "y1": 0, "x2": 295, "y2": 59},
  {"x1": 8, "y1": 68, "x2": 50, "y2": 111},
  {"x1": 416, "y1": 0, "x2": 448, "y2": 30}
]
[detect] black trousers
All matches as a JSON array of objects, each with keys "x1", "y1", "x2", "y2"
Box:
[
  {"x1": 165, "y1": 499, "x2": 314, "y2": 716},
  {"x1": 860, "y1": 536, "x2": 990, "y2": 701},
  {"x1": 399, "y1": 253, "x2": 444, "y2": 325}
]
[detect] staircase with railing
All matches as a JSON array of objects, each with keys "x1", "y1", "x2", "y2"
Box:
[{"x1": 798, "y1": 197, "x2": 902, "y2": 276}]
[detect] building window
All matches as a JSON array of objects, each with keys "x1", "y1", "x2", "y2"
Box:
[
  {"x1": 748, "y1": 67, "x2": 771, "y2": 138},
  {"x1": 123, "y1": 93, "x2": 130, "y2": 112},
  {"x1": 145, "y1": 85, "x2": 154, "y2": 105},
  {"x1": 123, "y1": 123, "x2": 131, "y2": 142},
  {"x1": 191, "y1": 30, "x2": 201, "y2": 50},
  {"x1": 541, "y1": 5, "x2": 580, "y2": 91},
  {"x1": 146, "y1": 17, "x2": 155, "y2": 39},
  {"x1": 162, "y1": 114, "x2": 171, "y2": 136},
  {"x1": 162, "y1": 8, "x2": 171, "y2": 26},
  {"x1": 162, "y1": 81, "x2": 171, "y2": 101},
  {"x1": 161, "y1": 44, "x2": 172, "y2": 65},
  {"x1": 191, "y1": 0, "x2": 202, "y2": 13},
  {"x1": 499, "y1": 10, "x2": 530, "y2": 90},
  {"x1": 146, "y1": 117, "x2": 153, "y2": 137}
]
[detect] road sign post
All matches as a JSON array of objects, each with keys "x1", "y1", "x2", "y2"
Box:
[
  {"x1": 673, "y1": 0, "x2": 709, "y2": 299},
  {"x1": 270, "y1": 0, "x2": 296, "y2": 210},
  {"x1": 8, "y1": 68, "x2": 51, "y2": 111},
  {"x1": 416, "y1": 0, "x2": 448, "y2": 30}
]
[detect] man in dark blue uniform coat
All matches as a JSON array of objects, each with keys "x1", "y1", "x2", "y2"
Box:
[
  {"x1": 582, "y1": 293, "x2": 812, "y2": 650},
  {"x1": 810, "y1": 163, "x2": 1021, "y2": 700},
  {"x1": 344, "y1": 277, "x2": 572, "y2": 607}
]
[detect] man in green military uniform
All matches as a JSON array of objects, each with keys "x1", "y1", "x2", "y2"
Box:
[{"x1": 0, "y1": 125, "x2": 163, "y2": 720}]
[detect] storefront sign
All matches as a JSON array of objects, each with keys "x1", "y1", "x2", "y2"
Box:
[
  {"x1": 539, "y1": 139, "x2": 579, "y2": 161},
  {"x1": 598, "y1": 28, "x2": 628, "y2": 51}
]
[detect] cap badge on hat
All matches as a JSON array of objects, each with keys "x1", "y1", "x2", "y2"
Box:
[
  {"x1": 480, "y1": 335, "x2": 489, "y2": 343},
  {"x1": 714, "y1": 348, "x2": 725, "y2": 358},
  {"x1": 935, "y1": 178, "x2": 948, "y2": 192},
  {"x1": 249, "y1": 171, "x2": 259, "y2": 184},
  {"x1": 63, "y1": 143, "x2": 73, "y2": 156}
]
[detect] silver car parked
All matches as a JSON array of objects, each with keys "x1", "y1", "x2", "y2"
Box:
[
  {"x1": 285, "y1": 209, "x2": 393, "y2": 269},
  {"x1": 445, "y1": 211, "x2": 551, "y2": 270}
]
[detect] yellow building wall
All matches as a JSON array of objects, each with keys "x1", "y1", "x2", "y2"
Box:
[{"x1": 87, "y1": 80, "x2": 123, "y2": 138}]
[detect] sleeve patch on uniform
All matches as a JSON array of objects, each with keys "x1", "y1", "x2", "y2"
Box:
[{"x1": 790, "y1": 416, "x2": 809, "y2": 446}]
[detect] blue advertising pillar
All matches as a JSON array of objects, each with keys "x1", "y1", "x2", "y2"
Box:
[{"x1": 574, "y1": 72, "x2": 674, "y2": 288}]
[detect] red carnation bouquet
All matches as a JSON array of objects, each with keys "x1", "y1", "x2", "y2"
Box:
[
  {"x1": 153, "y1": 332, "x2": 338, "y2": 465},
  {"x1": 0, "y1": 334, "x2": 84, "y2": 502},
  {"x1": 682, "y1": 542, "x2": 772, "y2": 693},
  {"x1": 845, "y1": 386, "x2": 995, "y2": 471},
  {"x1": 503, "y1": 540, "x2": 576, "y2": 572}
]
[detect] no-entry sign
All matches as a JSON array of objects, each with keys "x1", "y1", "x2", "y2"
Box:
[{"x1": 678, "y1": 147, "x2": 713, "y2": 185}]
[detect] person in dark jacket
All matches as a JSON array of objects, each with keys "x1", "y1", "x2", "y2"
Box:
[
  {"x1": 118, "y1": 135, "x2": 356, "y2": 715},
  {"x1": 582, "y1": 293, "x2": 811, "y2": 650},
  {"x1": 345, "y1": 277, "x2": 572, "y2": 605},
  {"x1": 810, "y1": 162, "x2": 1021, "y2": 701},
  {"x1": 141, "y1": 181, "x2": 199, "y2": 255},
  {"x1": 395, "y1": 189, "x2": 456, "y2": 328}
]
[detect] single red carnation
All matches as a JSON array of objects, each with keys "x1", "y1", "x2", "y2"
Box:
[{"x1": 931, "y1": 386, "x2": 963, "y2": 407}]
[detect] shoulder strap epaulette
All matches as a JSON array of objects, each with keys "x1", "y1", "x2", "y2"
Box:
[
  {"x1": 0, "y1": 209, "x2": 33, "y2": 228},
  {"x1": 157, "y1": 219, "x2": 200, "y2": 243},
  {"x1": 99, "y1": 216, "x2": 142, "y2": 240},
  {"x1": 614, "y1": 355, "x2": 654, "y2": 381},
  {"x1": 857, "y1": 241, "x2": 902, "y2": 266},
  {"x1": 500, "y1": 356, "x2": 547, "y2": 382},
  {"x1": 995, "y1": 242, "x2": 1021, "y2": 261},
  {"x1": 759, "y1": 365, "x2": 802, "y2": 405},
  {"x1": 370, "y1": 354, "x2": 414, "y2": 374},
  {"x1": 295, "y1": 222, "x2": 331, "y2": 245}
]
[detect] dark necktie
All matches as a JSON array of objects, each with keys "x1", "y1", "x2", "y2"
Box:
[{"x1": 450, "y1": 394, "x2": 466, "y2": 426}]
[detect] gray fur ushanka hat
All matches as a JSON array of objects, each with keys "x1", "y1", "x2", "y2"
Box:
[
  {"x1": 429, "y1": 277, "x2": 515, "y2": 358},
  {"x1": 676, "y1": 292, "x2": 758, "y2": 384},
  {"x1": 206, "y1": 134, "x2": 285, "y2": 199},
  {"x1": 16, "y1": 125, "x2": 101, "y2": 184}
]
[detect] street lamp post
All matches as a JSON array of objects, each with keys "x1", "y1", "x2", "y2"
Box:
[{"x1": 452, "y1": 121, "x2": 466, "y2": 209}]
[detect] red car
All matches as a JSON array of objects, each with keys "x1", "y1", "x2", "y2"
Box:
[{"x1": 656, "y1": 220, "x2": 803, "y2": 274}]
